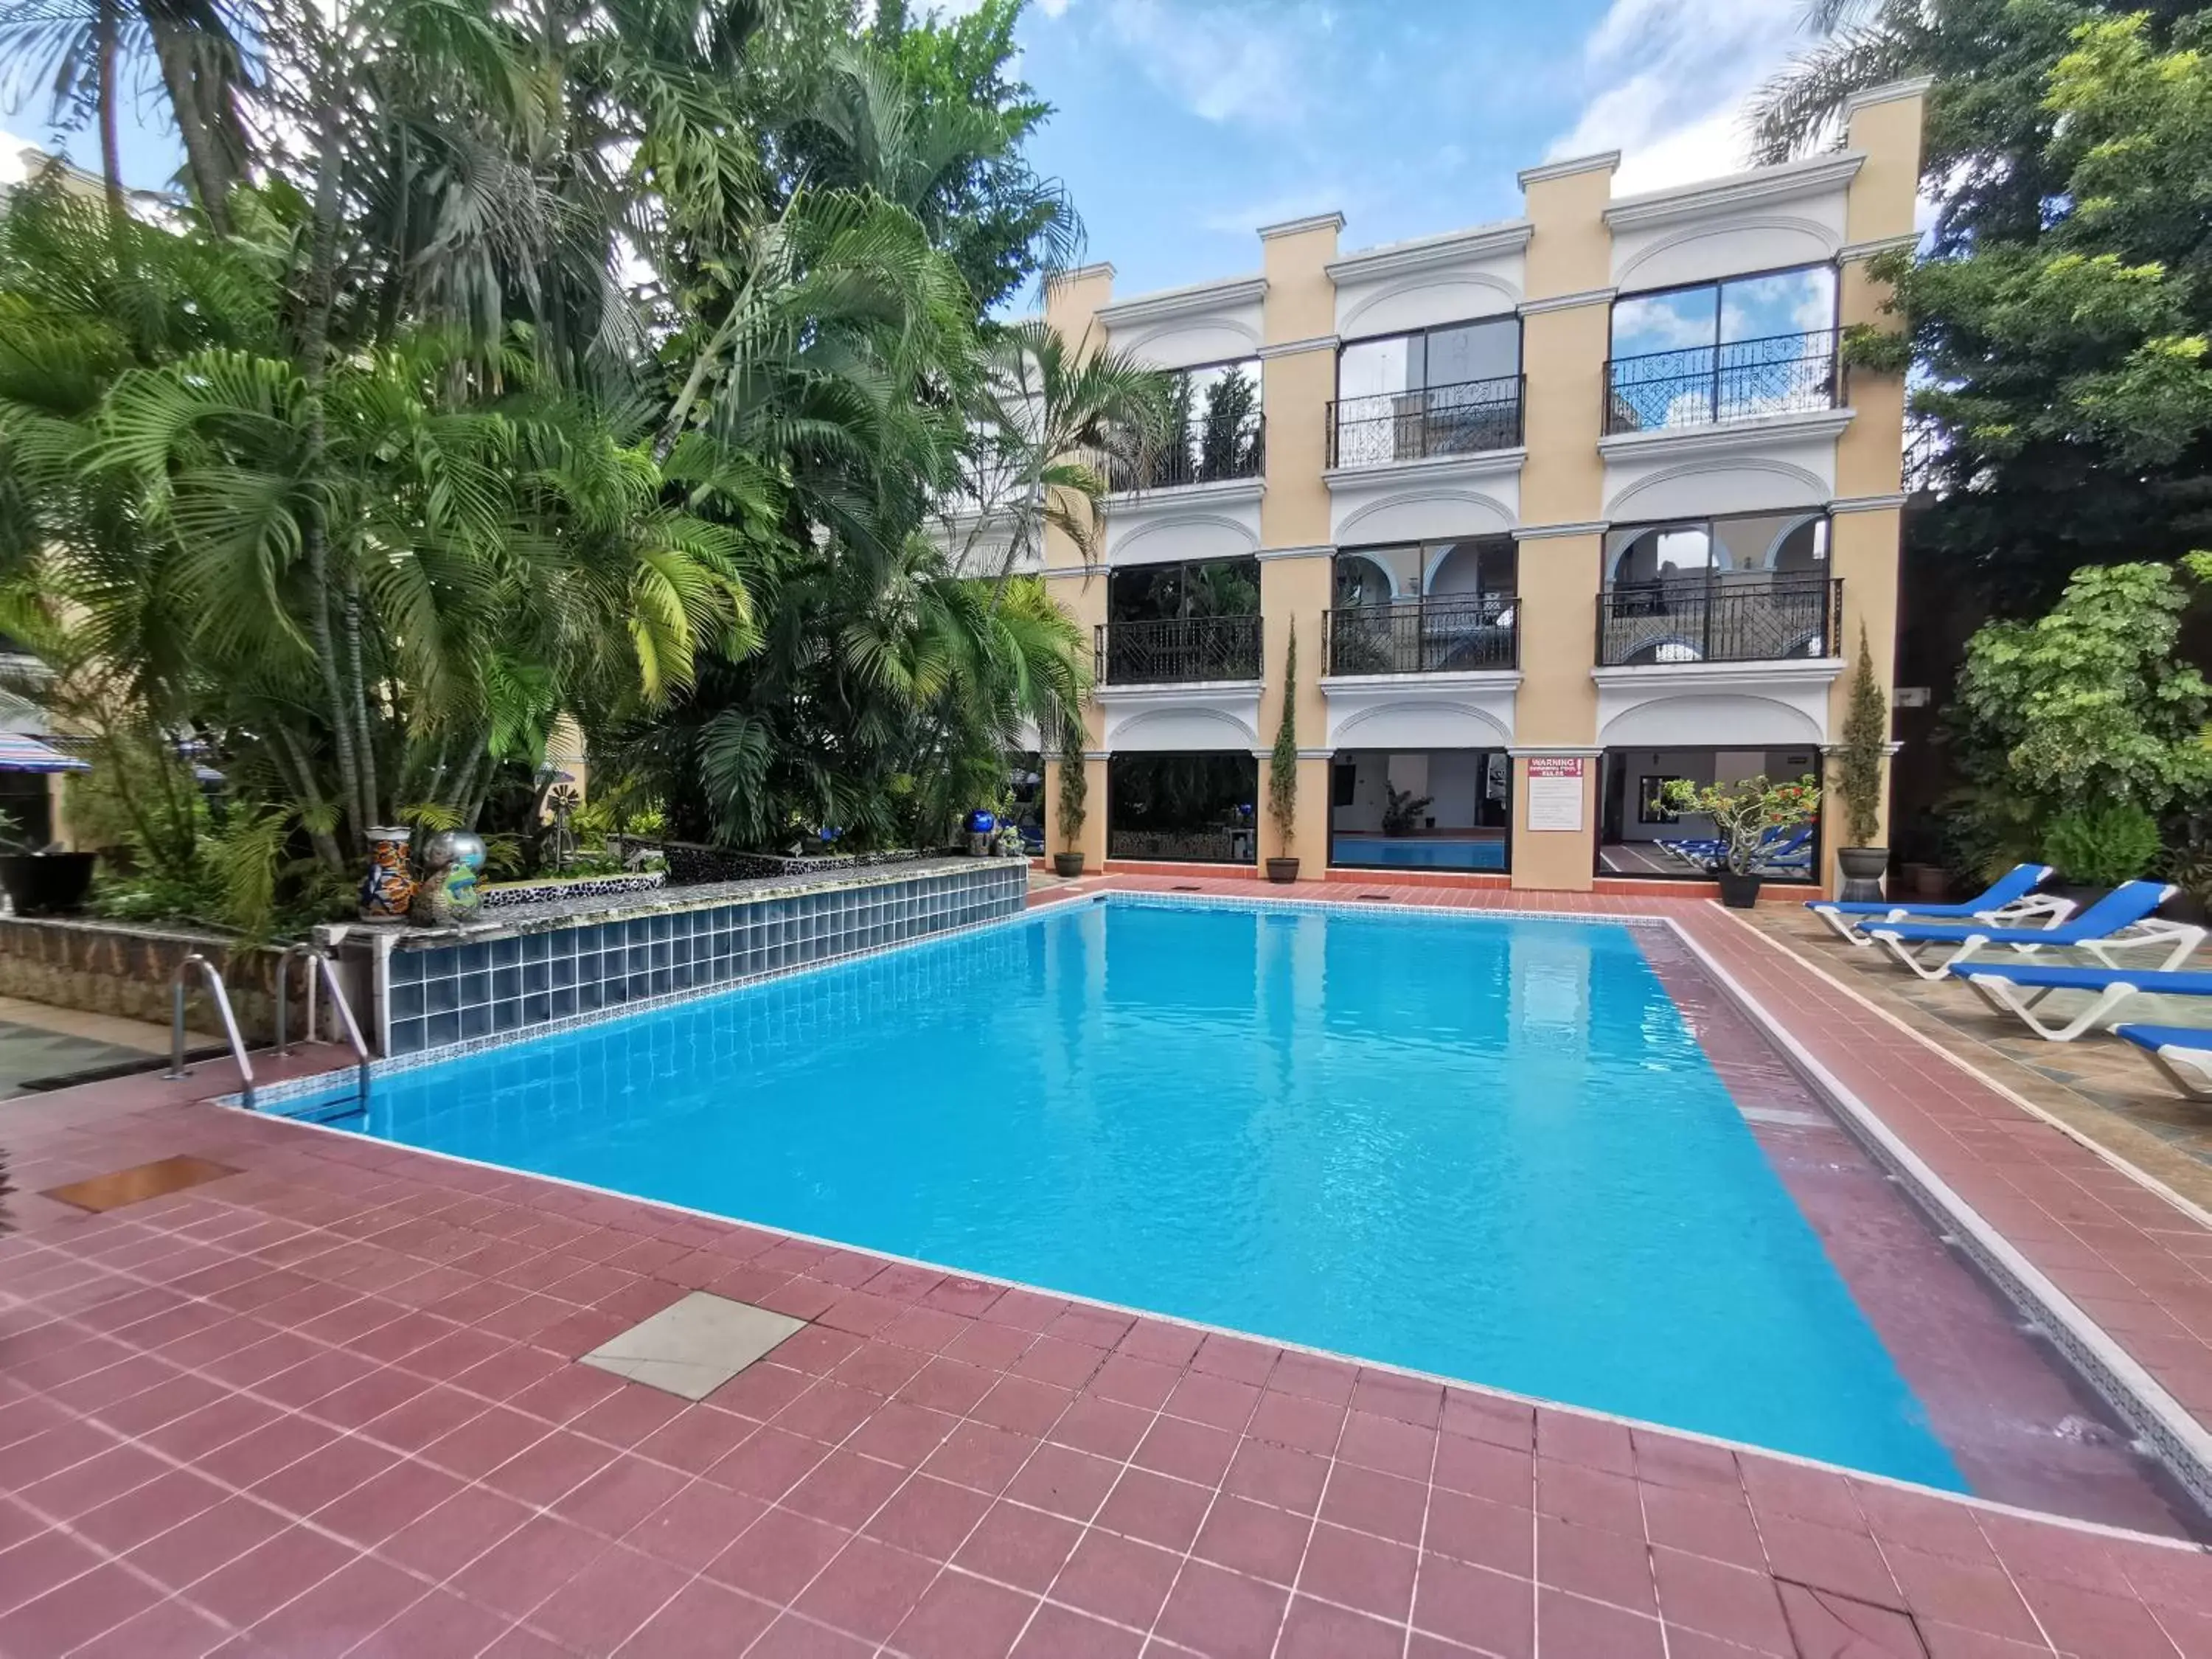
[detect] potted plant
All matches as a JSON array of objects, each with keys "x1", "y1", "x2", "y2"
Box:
[
  {"x1": 1659, "y1": 774, "x2": 1822, "y2": 908},
  {"x1": 1832, "y1": 626, "x2": 1890, "y2": 902},
  {"x1": 1265, "y1": 633, "x2": 1300, "y2": 883},
  {"x1": 0, "y1": 807, "x2": 96, "y2": 916},
  {"x1": 1053, "y1": 707, "x2": 1087, "y2": 878},
  {"x1": 1380, "y1": 783, "x2": 1433, "y2": 838}
]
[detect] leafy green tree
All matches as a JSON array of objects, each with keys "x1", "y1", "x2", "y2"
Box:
[
  {"x1": 1758, "y1": 2, "x2": 2212, "y2": 605},
  {"x1": 1952, "y1": 560, "x2": 2212, "y2": 839}
]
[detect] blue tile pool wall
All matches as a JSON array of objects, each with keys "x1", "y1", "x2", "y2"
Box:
[{"x1": 381, "y1": 862, "x2": 1026, "y2": 1057}]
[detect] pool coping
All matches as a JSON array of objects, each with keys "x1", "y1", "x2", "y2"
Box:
[{"x1": 239, "y1": 883, "x2": 2212, "y2": 1539}]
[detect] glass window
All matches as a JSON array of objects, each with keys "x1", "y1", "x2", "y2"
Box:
[
  {"x1": 1338, "y1": 335, "x2": 1419, "y2": 402},
  {"x1": 1610, "y1": 287, "x2": 1719, "y2": 359},
  {"x1": 1722, "y1": 268, "x2": 1837, "y2": 344},
  {"x1": 1339, "y1": 318, "x2": 1518, "y2": 401},
  {"x1": 1334, "y1": 538, "x2": 1517, "y2": 602},
  {"x1": 1607, "y1": 525, "x2": 1714, "y2": 588},
  {"x1": 1423, "y1": 319, "x2": 1520, "y2": 386},
  {"x1": 1610, "y1": 264, "x2": 1837, "y2": 358},
  {"x1": 1110, "y1": 557, "x2": 1260, "y2": 622}
]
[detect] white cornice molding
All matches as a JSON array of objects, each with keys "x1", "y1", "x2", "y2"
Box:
[
  {"x1": 1842, "y1": 76, "x2": 1934, "y2": 118},
  {"x1": 1095, "y1": 676, "x2": 1264, "y2": 698},
  {"x1": 1258, "y1": 212, "x2": 1345, "y2": 240},
  {"x1": 1590, "y1": 658, "x2": 1845, "y2": 691},
  {"x1": 1604, "y1": 153, "x2": 1865, "y2": 234},
  {"x1": 1321, "y1": 670, "x2": 1523, "y2": 695},
  {"x1": 1832, "y1": 492, "x2": 1907, "y2": 514},
  {"x1": 1509, "y1": 745, "x2": 1602, "y2": 757},
  {"x1": 1596, "y1": 406, "x2": 1856, "y2": 463},
  {"x1": 1518, "y1": 153, "x2": 1619, "y2": 189},
  {"x1": 1514, "y1": 520, "x2": 1609, "y2": 540},
  {"x1": 1293, "y1": 748, "x2": 1336, "y2": 759},
  {"x1": 1323, "y1": 448, "x2": 1527, "y2": 492},
  {"x1": 1102, "y1": 476, "x2": 1266, "y2": 514},
  {"x1": 1840, "y1": 232, "x2": 1919, "y2": 262},
  {"x1": 1257, "y1": 334, "x2": 1339, "y2": 360},
  {"x1": 1519, "y1": 287, "x2": 1615, "y2": 316},
  {"x1": 1256, "y1": 545, "x2": 1332, "y2": 563},
  {"x1": 1326, "y1": 222, "x2": 1533, "y2": 287},
  {"x1": 1040, "y1": 565, "x2": 1103, "y2": 582},
  {"x1": 1096, "y1": 274, "x2": 1267, "y2": 333}
]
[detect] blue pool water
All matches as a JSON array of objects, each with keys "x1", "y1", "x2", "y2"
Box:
[
  {"x1": 332, "y1": 898, "x2": 1959, "y2": 1486},
  {"x1": 1331, "y1": 835, "x2": 1509, "y2": 870}
]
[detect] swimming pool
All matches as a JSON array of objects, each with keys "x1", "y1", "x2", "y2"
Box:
[
  {"x1": 316, "y1": 896, "x2": 1958, "y2": 1486},
  {"x1": 1330, "y1": 834, "x2": 1508, "y2": 870}
]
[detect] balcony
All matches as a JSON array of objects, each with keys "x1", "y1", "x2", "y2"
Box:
[
  {"x1": 1602, "y1": 330, "x2": 1838, "y2": 436},
  {"x1": 1095, "y1": 614, "x2": 1263, "y2": 686},
  {"x1": 1327, "y1": 375, "x2": 1524, "y2": 468},
  {"x1": 1324, "y1": 597, "x2": 1518, "y2": 676},
  {"x1": 1104, "y1": 417, "x2": 1265, "y2": 493},
  {"x1": 1596, "y1": 576, "x2": 1841, "y2": 667}
]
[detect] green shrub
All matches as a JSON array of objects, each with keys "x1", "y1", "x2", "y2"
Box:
[{"x1": 2042, "y1": 803, "x2": 2162, "y2": 887}]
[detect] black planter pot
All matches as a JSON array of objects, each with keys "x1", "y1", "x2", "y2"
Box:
[
  {"x1": 1051, "y1": 852, "x2": 1085, "y2": 878},
  {"x1": 1715, "y1": 868, "x2": 1763, "y2": 909},
  {"x1": 1835, "y1": 846, "x2": 1889, "y2": 905},
  {"x1": 1265, "y1": 857, "x2": 1300, "y2": 885},
  {"x1": 0, "y1": 851, "x2": 96, "y2": 916}
]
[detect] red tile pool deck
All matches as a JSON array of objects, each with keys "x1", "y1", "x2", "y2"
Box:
[{"x1": 6, "y1": 880, "x2": 2212, "y2": 1655}]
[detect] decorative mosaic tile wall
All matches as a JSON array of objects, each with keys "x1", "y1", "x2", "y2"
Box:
[{"x1": 380, "y1": 860, "x2": 1025, "y2": 1057}]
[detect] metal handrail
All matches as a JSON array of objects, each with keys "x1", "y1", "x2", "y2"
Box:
[
  {"x1": 276, "y1": 944, "x2": 372, "y2": 1113},
  {"x1": 164, "y1": 953, "x2": 256, "y2": 1110}
]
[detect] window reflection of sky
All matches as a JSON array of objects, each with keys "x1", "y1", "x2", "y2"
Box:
[{"x1": 1610, "y1": 265, "x2": 1836, "y2": 359}]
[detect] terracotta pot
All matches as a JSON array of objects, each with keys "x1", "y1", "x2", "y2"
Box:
[
  {"x1": 1835, "y1": 846, "x2": 1889, "y2": 904},
  {"x1": 1716, "y1": 869, "x2": 1763, "y2": 909},
  {"x1": 1265, "y1": 857, "x2": 1299, "y2": 885},
  {"x1": 1051, "y1": 852, "x2": 1085, "y2": 878}
]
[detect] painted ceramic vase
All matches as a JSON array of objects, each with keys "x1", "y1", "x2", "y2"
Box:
[
  {"x1": 413, "y1": 830, "x2": 487, "y2": 925},
  {"x1": 358, "y1": 826, "x2": 417, "y2": 922}
]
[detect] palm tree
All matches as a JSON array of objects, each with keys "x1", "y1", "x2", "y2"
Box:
[
  {"x1": 1748, "y1": 1, "x2": 1919, "y2": 165},
  {"x1": 0, "y1": 0, "x2": 254, "y2": 224},
  {"x1": 953, "y1": 318, "x2": 1174, "y2": 582}
]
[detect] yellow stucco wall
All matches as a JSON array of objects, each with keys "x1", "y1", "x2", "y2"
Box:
[
  {"x1": 1507, "y1": 157, "x2": 1615, "y2": 889},
  {"x1": 1820, "y1": 81, "x2": 1926, "y2": 884}
]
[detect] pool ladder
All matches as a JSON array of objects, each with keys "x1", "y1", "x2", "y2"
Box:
[{"x1": 164, "y1": 945, "x2": 371, "y2": 1116}]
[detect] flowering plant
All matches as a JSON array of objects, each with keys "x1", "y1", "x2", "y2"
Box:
[{"x1": 1658, "y1": 774, "x2": 1821, "y2": 875}]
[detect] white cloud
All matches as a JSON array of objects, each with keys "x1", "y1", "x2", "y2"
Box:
[
  {"x1": 1090, "y1": 0, "x2": 1313, "y2": 128},
  {"x1": 1550, "y1": 0, "x2": 1809, "y2": 191}
]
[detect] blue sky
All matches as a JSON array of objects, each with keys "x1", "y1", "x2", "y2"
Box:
[
  {"x1": 1, "y1": 0, "x2": 1816, "y2": 302},
  {"x1": 1011, "y1": 0, "x2": 1817, "y2": 299}
]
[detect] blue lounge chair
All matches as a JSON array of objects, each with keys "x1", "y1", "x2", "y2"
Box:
[
  {"x1": 1961, "y1": 963, "x2": 2212, "y2": 1041},
  {"x1": 1660, "y1": 824, "x2": 1812, "y2": 873},
  {"x1": 2116, "y1": 1025, "x2": 2212, "y2": 1099},
  {"x1": 1807, "y1": 862, "x2": 2067, "y2": 946},
  {"x1": 1865, "y1": 881, "x2": 2198, "y2": 981}
]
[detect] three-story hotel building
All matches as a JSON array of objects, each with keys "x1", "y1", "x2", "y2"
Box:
[{"x1": 1001, "y1": 79, "x2": 1926, "y2": 894}]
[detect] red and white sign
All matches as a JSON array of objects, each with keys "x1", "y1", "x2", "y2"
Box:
[{"x1": 1524, "y1": 757, "x2": 1586, "y2": 833}]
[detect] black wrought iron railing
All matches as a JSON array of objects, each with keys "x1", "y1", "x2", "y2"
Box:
[
  {"x1": 1602, "y1": 329, "x2": 1839, "y2": 435},
  {"x1": 1323, "y1": 597, "x2": 1518, "y2": 675},
  {"x1": 1095, "y1": 614, "x2": 1264, "y2": 685},
  {"x1": 1596, "y1": 576, "x2": 1842, "y2": 666},
  {"x1": 1326, "y1": 375, "x2": 1524, "y2": 468},
  {"x1": 1102, "y1": 415, "x2": 1265, "y2": 493}
]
